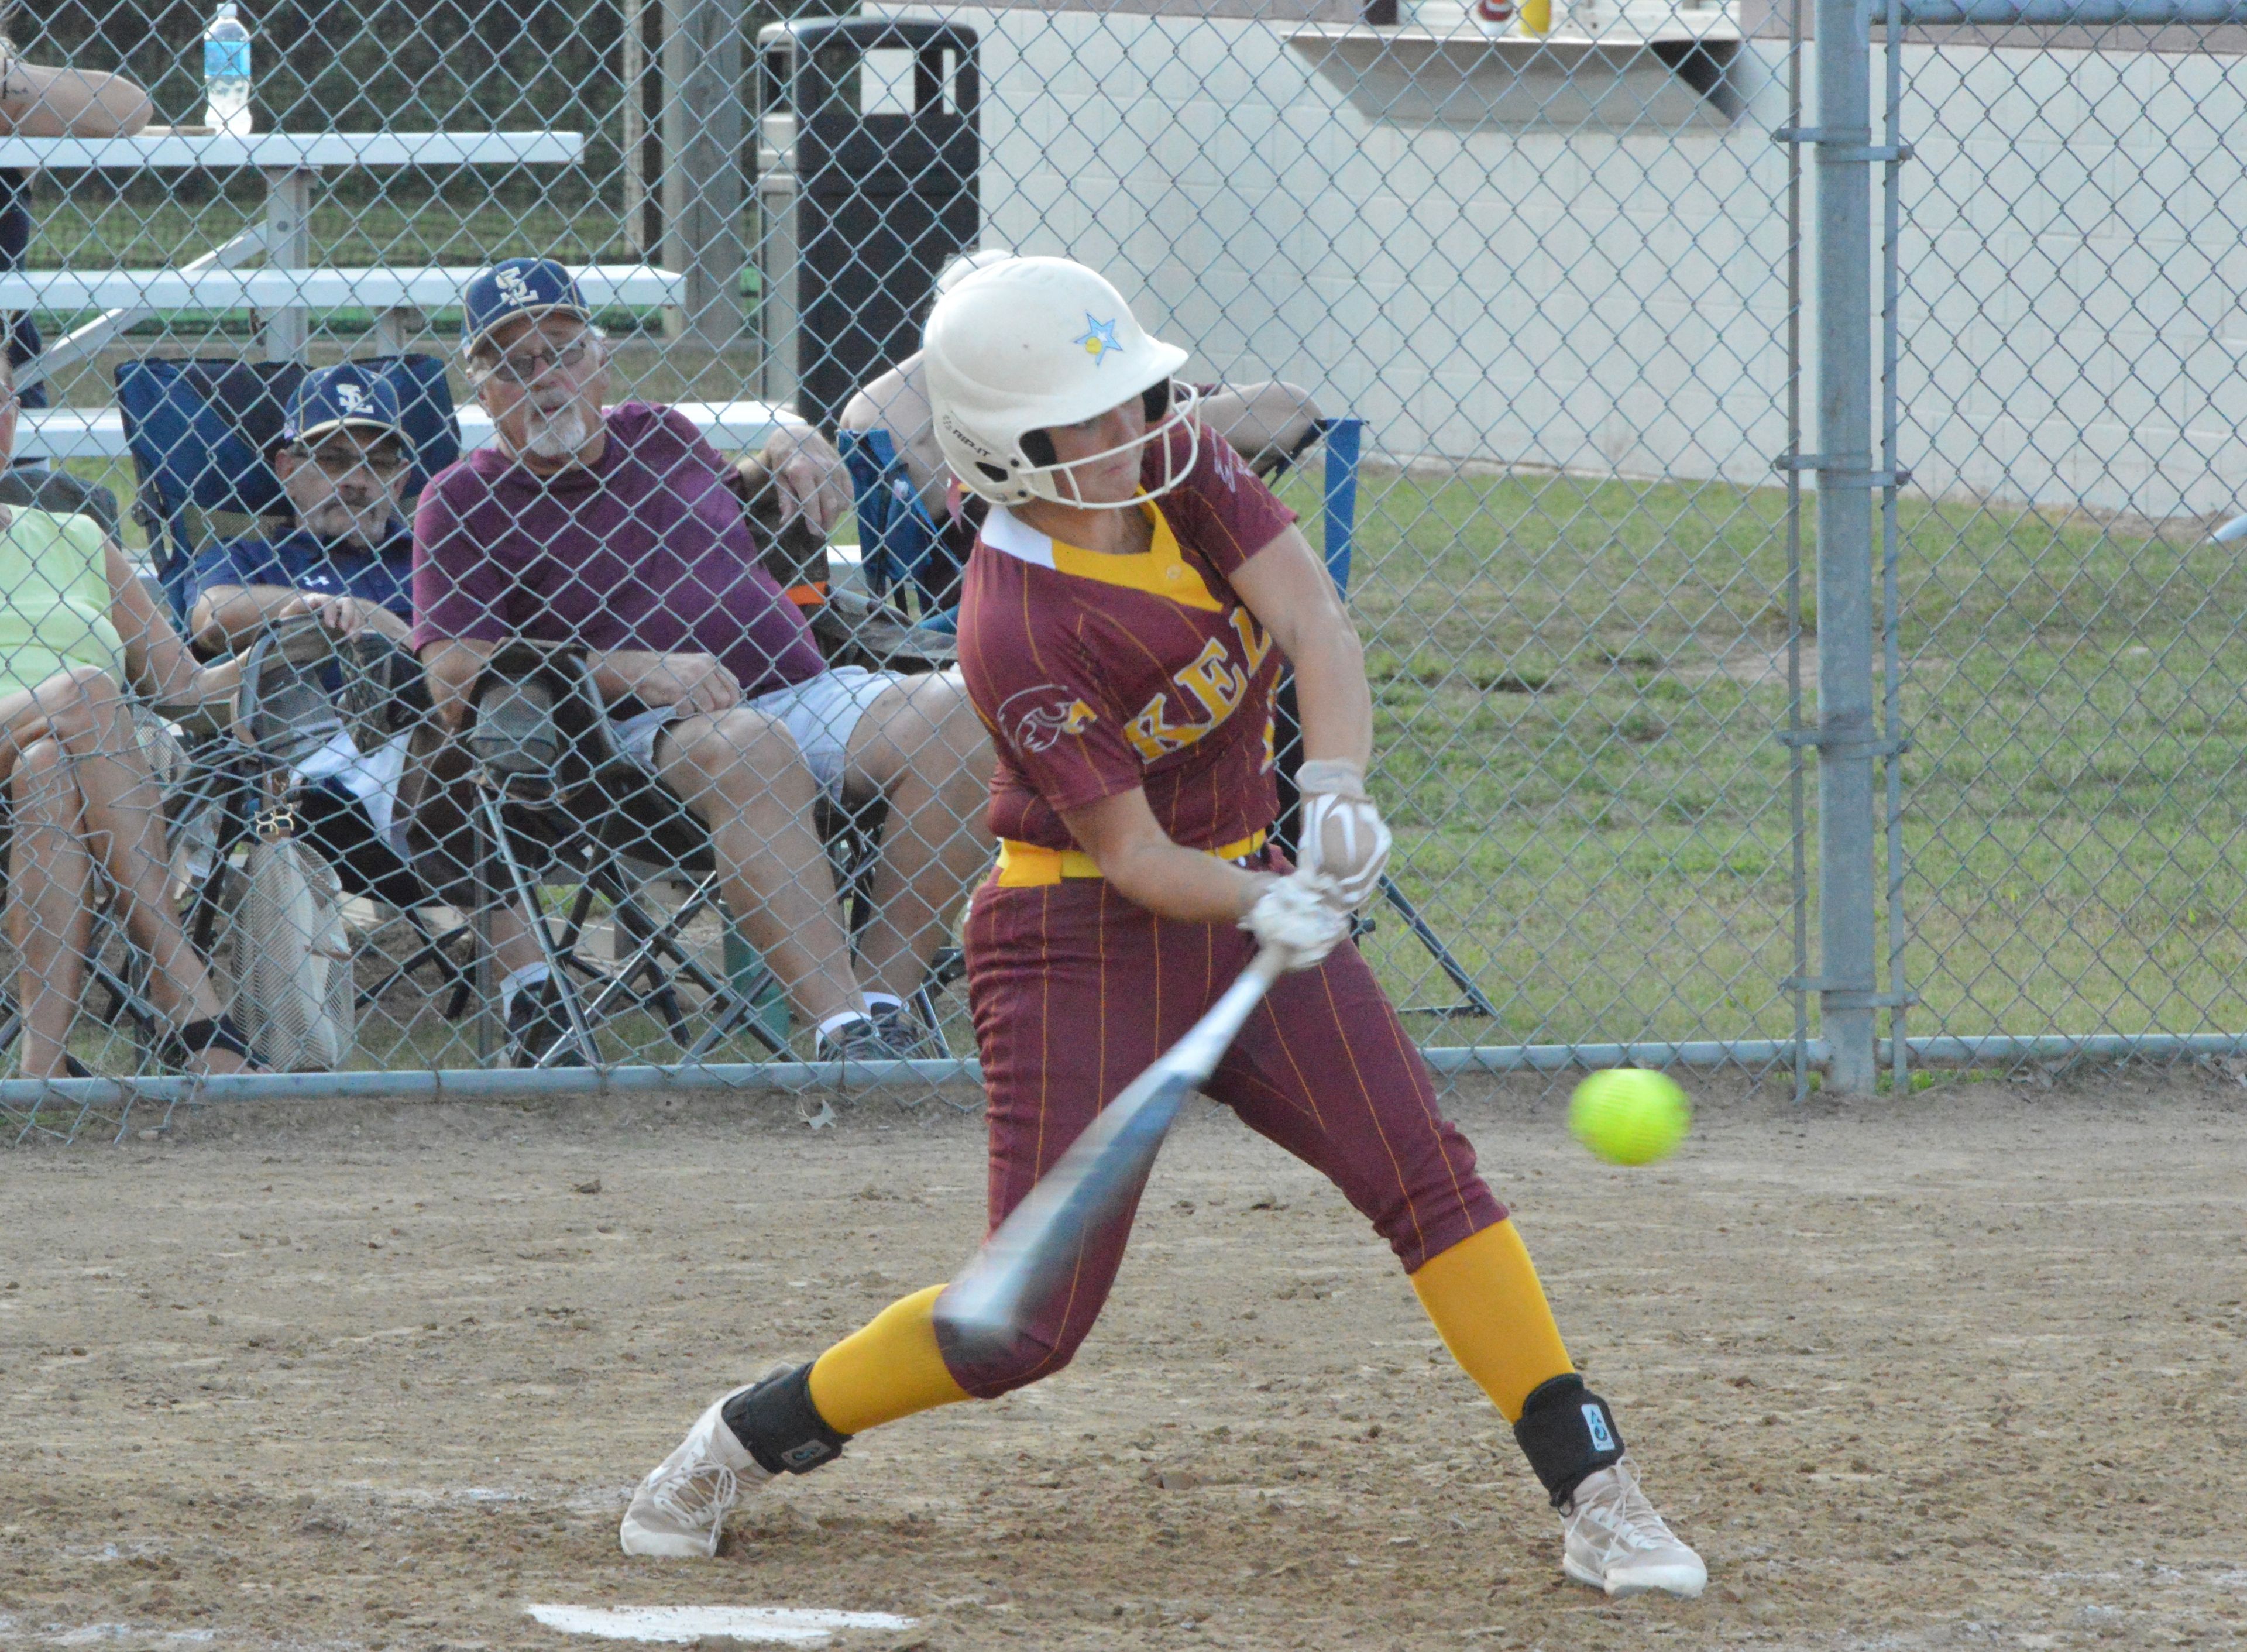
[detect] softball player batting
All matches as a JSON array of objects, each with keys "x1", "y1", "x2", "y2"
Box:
[{"x1": 620, "y1": 256, "x2": 1707, "y2": 1599}]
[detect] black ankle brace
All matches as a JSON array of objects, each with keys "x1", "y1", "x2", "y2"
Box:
[
  {"x1": 1512, "y1": 1373, "x2": 1625, "y2": 1509},
  {"x1": 720, "y1": 1363, "x2": 852, "y2": 1476}
]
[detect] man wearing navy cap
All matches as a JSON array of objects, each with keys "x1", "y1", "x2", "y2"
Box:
[
  {"x1": 188, "y1": 362, "x2": 428, "y2": 912},
  {"x1": 408, "y1": 258, "x2": 994, "y2": 1066},
  {"x1": 190, "y1": 362, "x2": 416, "y2": 654}
]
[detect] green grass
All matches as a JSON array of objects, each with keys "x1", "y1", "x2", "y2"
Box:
[
  {"x1": 30, "y1": 195, "x2": 636, "y2": 276},
  {"x1": 1267, "y1": 468, "x2": 2247, "y2": 1049}
]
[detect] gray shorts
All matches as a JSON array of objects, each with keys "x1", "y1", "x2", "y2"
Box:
[{"x1": 604, "y1": 665, "x2": 901, "y2": 802}]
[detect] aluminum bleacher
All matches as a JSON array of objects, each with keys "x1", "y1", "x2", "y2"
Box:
[{"x1": 18, "y1": 398, "x2": 792, "y2": 463}]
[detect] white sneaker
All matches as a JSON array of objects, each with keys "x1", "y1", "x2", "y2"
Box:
[
  {"x1": 1559, "y1": 1457, "x2": 1707, "y2": 1598},
  {"x1": 619, "y1": 1383, "x2": 772, "y2": 1558}
]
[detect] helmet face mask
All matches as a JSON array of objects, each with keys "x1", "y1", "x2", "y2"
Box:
[
  {"x1": 1017, "y1": 380, "x2": 1202, "y2": 511},
  {"x1": 924, "y1": 257, "x2": 1200, "y2": 512}
]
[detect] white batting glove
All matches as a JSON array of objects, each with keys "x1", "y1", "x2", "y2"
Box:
[
  {"x1": 1295, "y1": 759, "x2": 1392, "y2": 912},
  {"x1": 1240, "y1": 873, "x2": 1349, "y2": 972}
]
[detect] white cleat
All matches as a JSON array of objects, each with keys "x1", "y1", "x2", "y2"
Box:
[
  {"x1": 619, "y1": 1383, "x2": 772, "y2": 1558},
  {"x1": 1559, "y1": 1457, "x2": 1708, "y2": 1598}
]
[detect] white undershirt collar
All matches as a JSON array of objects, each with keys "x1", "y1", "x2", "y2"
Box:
[{"x1": 980, "y1": 504, "x2": 1056, "y2": 569}]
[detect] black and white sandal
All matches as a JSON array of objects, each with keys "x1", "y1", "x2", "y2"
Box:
[{"x1": 159, "y1": 1015, "x2": 259, "y2": 1073}]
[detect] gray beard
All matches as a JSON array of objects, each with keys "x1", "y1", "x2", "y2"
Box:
[
  {"x1": 518, "y1": 400, "x2": 599, "y2": 461},
  {"x1": 305, "y1": 500, "x2": 393, "y2": 547}
]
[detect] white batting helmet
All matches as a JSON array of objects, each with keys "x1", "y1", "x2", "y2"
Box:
[
  {"x1": 933, "y1": 245, "x2": 1015, "y2": 298},
  {"x1": 923, "y1": 256, "x2": 1200, "y2": 510}
]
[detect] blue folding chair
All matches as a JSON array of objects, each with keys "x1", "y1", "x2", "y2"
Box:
[
  {"x1": 1297, "y1": 413, "x2": 1362, "y2": 595},
  {"x1": 116, "y1": 352, "x2": 473, "y2": 1017},
  {"x1": 839, "y1": 414, "x2": 1366, "y2": 630},
  {"x1": 837, "y1": 425, "x2": 962, "y2": 633},
  {"x1": 117, "y1": 353, "x2": 460, "y2": 621}
]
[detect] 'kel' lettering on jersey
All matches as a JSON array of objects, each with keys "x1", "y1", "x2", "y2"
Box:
[{"x1": 957, "y1": 418, "x2": 1298, "y2": 853}]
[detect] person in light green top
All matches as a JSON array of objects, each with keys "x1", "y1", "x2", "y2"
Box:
[
  {"x1": 0, "y1": 506, "x2": 128, "y2": 692},
  {"x1": 0, "y1": 353, "x2": 257, "y2": 1077}
]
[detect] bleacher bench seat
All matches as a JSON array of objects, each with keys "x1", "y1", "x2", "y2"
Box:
[
  {"x1": 19, "y1": 399, "x2": 792, "y2": 462},
  {"x1": 0, "y1": 262, "x2": 683, "y2": 316}
]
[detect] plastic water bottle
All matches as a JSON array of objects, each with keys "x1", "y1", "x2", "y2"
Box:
[{"x1": 202, "y1": 2, "x2": 252, "y2": 136}]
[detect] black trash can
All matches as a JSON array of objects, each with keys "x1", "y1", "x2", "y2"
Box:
[{"x1": 757, "y1": 19, "x2": 980, "y2": 432}]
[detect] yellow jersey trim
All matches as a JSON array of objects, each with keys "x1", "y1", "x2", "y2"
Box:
[
  {"x1": 994, "y1": 828, "x2": 1268, "y2": 888},
  {"x1": 1046, "y1": 506, "x2": 1224, "y2": 614}
]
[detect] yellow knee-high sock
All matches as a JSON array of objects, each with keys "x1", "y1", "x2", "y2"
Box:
[
  {"x1": 806, "y1": 1284, "x2": 973, "y2": 1436},
  {"x1": 1409, "y1": 1221, "x2": 1574, "y2": 1422}
]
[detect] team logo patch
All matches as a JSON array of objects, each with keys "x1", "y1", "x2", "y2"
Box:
[
  {"x1": 1210, "y1": 431, "x2": 1241, "y2": 492},
  {"x1": 494, "y1": 265, "x2": 538, "y2": 307},
  {"x1": 1583, "y1": 1403, "x2": 1616, "y2": 1454},
  {"x1": 1001, "y1": 685, "x2": 1098, "y2": 753},
  {"x1": 335, "y1": 382, "x2": 369, "y2": 413},
  {"x1": 1073, "y1": 314, "x2": 1123, "y2": 366}
]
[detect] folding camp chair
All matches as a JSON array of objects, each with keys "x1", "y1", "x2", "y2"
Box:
[
  {"x1": 836, "y1": 413, "x2": 1365, "y2": 640},
  {"x1": 837, "y1": 426, "x2": 963, "y2": 633},
  {"x1": 459, "y1": 644, "x2": 953, "y2": 1069},
  {"x1": 117, "y1": 353, "x2": 458, "y2": 621},
  {"x1": 118, "y1": 352, "x2": 474, "y2": 1016}
]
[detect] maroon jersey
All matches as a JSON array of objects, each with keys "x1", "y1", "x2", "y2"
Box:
[{"x1": 957, "y1": 421, "x2": 1297, "y2": 854}]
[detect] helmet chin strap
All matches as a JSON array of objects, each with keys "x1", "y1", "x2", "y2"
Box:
[{"x1": 1022, "y1": 391, "x2": 1202, "y2": 511}]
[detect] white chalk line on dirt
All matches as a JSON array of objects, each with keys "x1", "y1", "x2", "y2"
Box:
[{"x1": 524, "y1": 1604, "x2": 917, "y2": 1645}]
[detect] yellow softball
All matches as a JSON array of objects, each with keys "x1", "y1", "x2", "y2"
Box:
[{"x1": 1569, "y1": 1069, "x2": 1692, "y2": 1166}]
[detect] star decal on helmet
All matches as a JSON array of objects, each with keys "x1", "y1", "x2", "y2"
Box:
[{"x1": 1074, "y1": 314, "x2": 1124, "y2": 365}]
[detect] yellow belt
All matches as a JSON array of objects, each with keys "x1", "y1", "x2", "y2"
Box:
[{"x1": 994, "y1": 829, "x2": 1267, "y2": 888}]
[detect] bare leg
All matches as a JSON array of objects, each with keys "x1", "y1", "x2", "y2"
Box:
[
  {"x1": 841, "y1": 673, "x2": 994, "y2": 999},
  {"x1": 9, "y1": 738, "x2": 94, "y2": 1077},
  {"x1": 486, "y1": 905, "x2": 546, "y2": 976},
  {"x1": 29, "y1": 675, "x2": 221, "y2": 1015},
  {"x1": 656, "y1": 707, "x2": 866, "y2": 1026},
  {"x1": 1, "y1": 669, "x2": 248, "y2": 1073}
]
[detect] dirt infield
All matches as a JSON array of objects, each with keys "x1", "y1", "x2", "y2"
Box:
[{"x1": 2, "y1": 1070, "x2": 2245, "y2": 1650}]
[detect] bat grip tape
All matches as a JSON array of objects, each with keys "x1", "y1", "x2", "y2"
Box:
[{"x1": 721, "y1": 1362, "x2": 853, "y2": 1476}]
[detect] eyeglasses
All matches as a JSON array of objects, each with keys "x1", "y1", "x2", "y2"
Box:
[
  {"x1": 292, "y1": 443, "x2": 410, "y2": 479},
  {"x1": 480, "y1": 336, "x2": 596, "y2": 387}
]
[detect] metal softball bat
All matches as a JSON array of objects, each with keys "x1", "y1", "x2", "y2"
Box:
[{"x1": 932, "y1": 947, "x2": 1290, "y2": 1361}]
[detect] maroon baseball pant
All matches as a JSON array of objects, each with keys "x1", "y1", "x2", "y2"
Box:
[{"x1": 939, "y1": 870, "x2": 1507, "y2": 1399}]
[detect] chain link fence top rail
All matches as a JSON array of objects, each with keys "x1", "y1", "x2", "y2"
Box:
[{"x1": 9, "y1": 0, "x2": 2227, "y2": 1126}]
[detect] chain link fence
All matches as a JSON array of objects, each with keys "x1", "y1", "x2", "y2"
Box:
[
  {"x1": 0, "y1": 0, "x2": 2236, "y2": 1139},
  {"x1": 1895, "y1": 22, "x2": 2247, "y2": 1067}
]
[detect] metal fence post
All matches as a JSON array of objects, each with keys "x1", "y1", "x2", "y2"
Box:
[
  {"x1": 754, "y1": 85, "x2": 799, "y2": 408},
  {"x1": 661, "y1": 0, "x2": 748, "y2": 347},
  {"x1": 1815, "y1": 0, "x2": 1880, "y2": 1094},
  {"x1": 621, "y1": 0, "x2": 656, "y2": 256}
]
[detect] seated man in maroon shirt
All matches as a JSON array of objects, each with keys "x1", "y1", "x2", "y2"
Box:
[{"x1": 408, "y1": 259, "x2": 992, "y2": 1067}]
